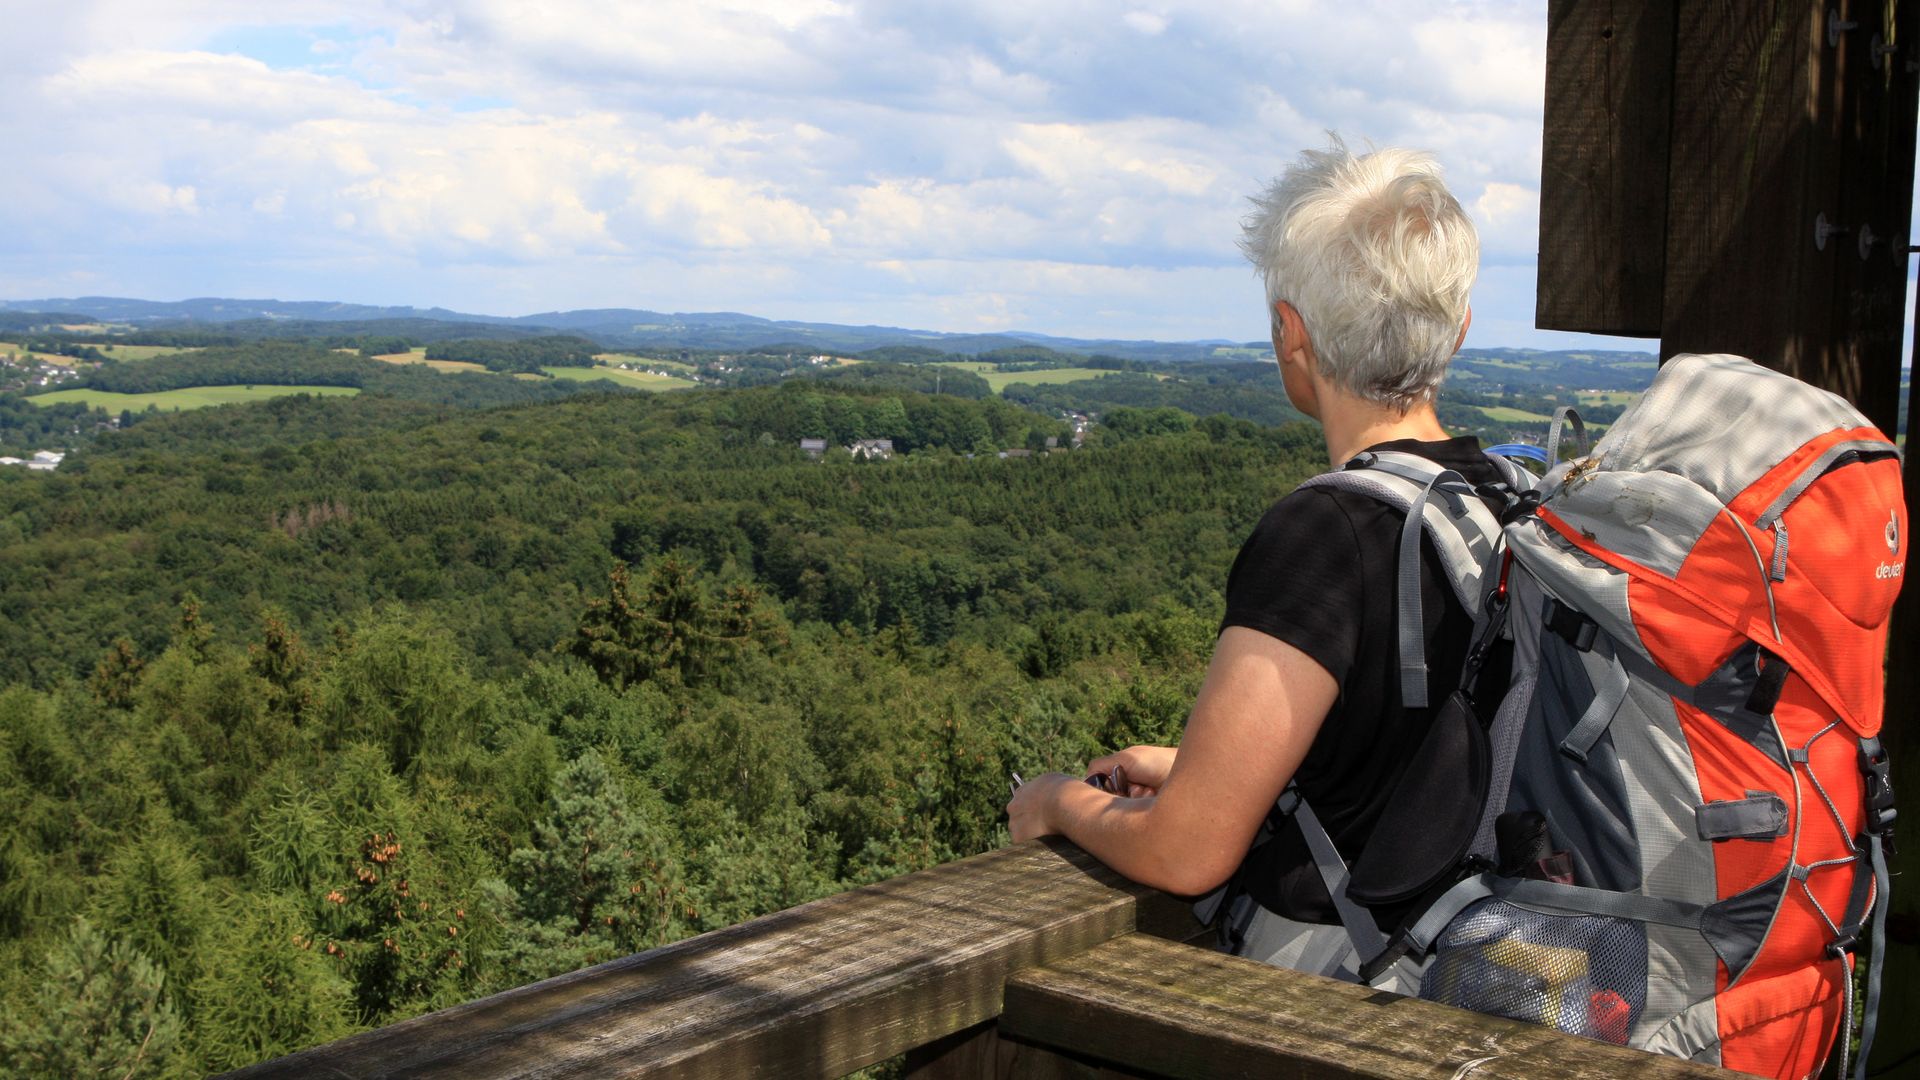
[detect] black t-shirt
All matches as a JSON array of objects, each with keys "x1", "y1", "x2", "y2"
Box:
[{"x1": 1220, "y1": 435, "x2": 1506, "y2": 929}]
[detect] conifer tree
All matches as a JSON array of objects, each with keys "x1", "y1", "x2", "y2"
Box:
[
  {"x1": 492, "y1": 751, "x2": 688, "y2": 980},
  {"x1": 0, "y1": 917, "x2": 181, "y2": 1079},
  {"x1": 188, "y1": 896, "x2": 354, "y2": 1071}
]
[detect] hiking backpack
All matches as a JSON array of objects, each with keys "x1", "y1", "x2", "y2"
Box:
[{"x1": 1243, "y1": 353, "x2": 1901, "y2": 1080}]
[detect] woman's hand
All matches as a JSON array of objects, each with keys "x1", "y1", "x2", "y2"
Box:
[
  {"x1": 1086, "y1": 745, "x2": 1176, "y2": 797},
  {"x1": 1006, "y1": 772, "x2": 1076, "y2": 842}
]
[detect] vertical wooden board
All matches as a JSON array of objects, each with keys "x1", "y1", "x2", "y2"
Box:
[
  {"x1": 1819, "y1": 0, "x2": 1920, "y2": 435},
  {"x1": 1661, "y1": 0, "x2": 1833, "y2": 368},
  {"x1": 1538, "y1": 0, "x2": 1676, "y2": 337}
]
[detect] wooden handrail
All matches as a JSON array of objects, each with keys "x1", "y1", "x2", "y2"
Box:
[
  {"x1": 221, "y1": 840, "x2": 1741, "y2": 1079},
  {"x1": 222, "y1": 839, "x2": 1194, "y2": 1079}
]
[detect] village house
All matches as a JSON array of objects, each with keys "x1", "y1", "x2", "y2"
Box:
[
  {"x1": 847, "y1": 438, "x2": 893, "y2": 461},
  {"x1": 798, "y1": 438, "x2": 827, "y2": 458}
]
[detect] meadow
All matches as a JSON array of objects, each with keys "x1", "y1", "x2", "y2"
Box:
[
  {"x1": 27, "y1": 385, "x2": 361, "y2": 410},
  {"x1": 1478, "y1": 405, "x2": 1554, "y2": 423},
  {"x1": 93, "y1": 344, "x2": 202, "y2": 361},
  {"x1": 541, "y1": 365, "x2": 697, "y2": 390},
  {"x1": 372, "y1": 347, "x2": 488, "y2": 373},
  {"x1": 934, "y1": 363, "x2": 1155, "y2": 392},
  {"x1": 595, "y1": 353, "x2": 699, "y2": 374}
]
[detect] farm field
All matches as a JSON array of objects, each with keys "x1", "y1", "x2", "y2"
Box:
[
  {"x1": 92, "y1": 343, "x2": 202, "y2": 361},
  {"x1": 1479, "y1": 405, "x2": 1554, "y2": 423},
  {"x1": 1575, "y1": 390, "x2": 1641, "y2": 406},
  {"x1": 1210, "y1": 346, "x2": 1272, "y2": 360},
  {"x1": 540, "y1": 365, "x2": 696, "y2": 390},
  {"x1": 934, "y1": 362, "x2": 1153, "y2": 392},
  {"x1": 2, "y1": 341, "x2": 198, "y2": 363},
  {"x1": 595, "y1": 353, "x2": 698, "y2": 373},
  {"x1": 373, "y1": 348, "x2": 487, "y2": 373},
  {"x1": 27, "y1": 385, "x2": 361, "y2": 411},
  {"x1": 0, "y1": 342, "x2": 72, "y2": 365}
]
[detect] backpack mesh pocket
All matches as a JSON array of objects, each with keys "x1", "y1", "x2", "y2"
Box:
[{"x1": 1419, "y1": 898, "x2": 1647, "y2": 1044}]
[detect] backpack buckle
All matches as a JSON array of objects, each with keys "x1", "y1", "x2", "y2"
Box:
[
  {"x1": 1545, "y1": 599, "x2": 1598, "y2": 651},
  {"x1": 1861, "y1": 738, "x2": 1898, "y2": 856}
]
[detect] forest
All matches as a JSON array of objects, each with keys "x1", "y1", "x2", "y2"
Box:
[
  {"x1": 0, "y1": 375, "x2": 1326, "y2": 1075},
  {"x1": 422, "y1": 336, "x2": 601, "y2": 373}
]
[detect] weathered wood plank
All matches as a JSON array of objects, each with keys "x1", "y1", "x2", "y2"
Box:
[
  {"x1": 1658, "y1": 0, "x2": 1913, "y2": 437},
  {"x1": 1797, "y1": 0, "x2": 1918, "y2": 436},
  {"x1": 221, "y1": 840, "x2": 1167, "y2": 1080},
  {"x1": 1659, "y1": 0, "x2": 1828, "y2": 368},
  {"x1": 1537, "y1": 0, "x2": 1676, "y2": 336},
  {"x1": 1000, "y1": 934, "x2": 1743, "y2": 1080}
]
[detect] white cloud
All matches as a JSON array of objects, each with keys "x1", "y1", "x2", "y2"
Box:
[
  {"x1": 0, "y1": 1, "x2": 1618, "y2": 346},
  {"x1": 1472, "y1": 182, "x2": 1540, "y2": 260}
]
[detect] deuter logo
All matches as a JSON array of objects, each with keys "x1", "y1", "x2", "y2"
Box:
[
  {"x1": 1877, "y1": 562, "x2": 1904, "y2": 580},
  {"x1": 1888, "y1": 509, "x2": 1901, "y2": 554}
]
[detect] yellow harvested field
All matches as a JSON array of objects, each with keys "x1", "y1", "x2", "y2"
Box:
[
  {"x1": 1575, "y1": 390, "x2": 1641, "y2": 406},
  {"x1": 373, "y1": 349, "x2": 487, "y2": 374},
  {"x1": 29, "y1": 385, "x2": 361, "y2": 411}
]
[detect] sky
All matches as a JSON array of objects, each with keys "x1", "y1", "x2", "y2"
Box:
[{"x1": 1, "y1": 1, "x2": 1667, "y2": 350}]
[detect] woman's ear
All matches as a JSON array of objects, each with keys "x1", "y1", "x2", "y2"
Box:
[{"x1": 1273, "y1": 302, "x2": 1316, "y2": 372}]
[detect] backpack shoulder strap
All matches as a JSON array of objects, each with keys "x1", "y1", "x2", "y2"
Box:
[{"x1": 1299, "y1": 451, "x2": 1505, "y2": 708}]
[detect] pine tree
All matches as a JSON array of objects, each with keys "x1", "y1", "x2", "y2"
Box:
[
  {"x1": 494, "y1": 751, "x2": 688, "y2": 980},
  {"x1": 0, "y1": 917, "x2": 182, "y2": 1079},
  {"x1": 187, "y1": 896, "x2": 354, "y2": 1071}
]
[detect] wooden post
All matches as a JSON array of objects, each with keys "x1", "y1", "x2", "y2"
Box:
[
  {"x1": 1536, "y1": 0, "x2": 1676, "y2": 336},
  {"x1": 1657, "y1": 0, "x2": 1910, "y2": 435}
]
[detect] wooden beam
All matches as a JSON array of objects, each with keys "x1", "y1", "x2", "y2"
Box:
[
  {"x1": 1658, "y1": 0, "x2": 1913, "y2": 435},
  {"x1": 999, "y1": 934, "x2": 1742, "y2": 1080},
  {"x1": 1537, "y1": 0, "x2": 1677, "y2": 336},
  {"x1": 219, "y1": 840, "x2": 1196, "y2": 1080}
]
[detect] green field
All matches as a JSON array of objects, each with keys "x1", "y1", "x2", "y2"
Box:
[
  {"x1": 595, "y1": 353, "x2": 699, "y2": 374},
  {"x1": 27, "y1": 385, "x2": 361, "y2": 411},
  {"x1": 541, "y1": 365, "x2": 696, "y2": 390},
  {"x1": 1, "y1": 341, "x2": 198, "y2": 363},
  {"x1": 934, "y1": 362, "x2": 1151, "y2": 392},
  {"x1": 0, "y1": 342, "x2": 72, "y2": 365},
  {"x1": 1479, "y1": 406, "x2": 1554, "y2": 423},
  {"x1": 91, "y1": 343, "x2": 201, "y2": 361}
]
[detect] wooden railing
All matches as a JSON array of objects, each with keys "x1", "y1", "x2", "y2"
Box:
[{"x1": 222, "y1": 840, "x2": 1740, "y2": 1079}]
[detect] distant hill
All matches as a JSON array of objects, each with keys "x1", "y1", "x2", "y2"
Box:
[{"x1": 0, "y1": 296, "x2": 1277, "y2": 362}]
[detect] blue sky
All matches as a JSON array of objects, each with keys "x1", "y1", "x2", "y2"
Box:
[{"x1": 1, "y1": 2, "x2": 1669, "y2": 349}]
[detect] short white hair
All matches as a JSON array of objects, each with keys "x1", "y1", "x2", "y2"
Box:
[{"x1": 1239, "y1": 136, "x2": 1478, "y2": 412}]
